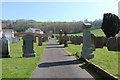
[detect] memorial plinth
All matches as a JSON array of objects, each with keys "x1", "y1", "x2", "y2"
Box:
[{"x1": 81, "y1": 23, "x2": 94, "y2": 59}]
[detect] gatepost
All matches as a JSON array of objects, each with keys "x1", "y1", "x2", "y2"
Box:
[{"x1": 81, "y1": 23, "x2": 94, "y2": 59}]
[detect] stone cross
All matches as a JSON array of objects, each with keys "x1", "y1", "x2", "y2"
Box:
[
  {"x1": 81, "y1": 23, "x2": 94, "y2": 59},
  {"x1": 0, "y1": 33, "x2": 10, "y2": 58},
  {"x1": 22, "y1": 34, "x2": 36, "y2": 57}
]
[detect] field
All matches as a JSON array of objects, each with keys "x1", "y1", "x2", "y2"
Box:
[
  {"x1": 56, "y1": 29, "x2": 120, "y2": 78},
  {"x1": 2, "y1": 37, "x2": 49, "y2": 79}
]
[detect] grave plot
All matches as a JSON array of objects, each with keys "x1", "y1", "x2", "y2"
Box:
[{"x1": 2, "y1": 35, "x2": 49, "y2": 78}]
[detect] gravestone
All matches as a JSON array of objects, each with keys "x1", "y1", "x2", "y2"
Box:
[
  {"x1": 22, "y1": 34, "x2": 36, "y2": 57},
  {"x1": 107, "y1": 37, "x2": 118, "y2": 51},
  {"x1": 19, "y1": 37, "x2": 20, "y2": 41},
  {"x1": 59, "y1": 29, "x2": 63, "y2": 45},
  {"x1": 38, "y1": 36, "x2": 42, "y2": 46},
  {"x1": 64, "y1": 31, "x2": 68, "y2": 47},
  {"x1": 117, "y1": 37, "x2": 120, "y2": 51},
  {"x1": 75, "y1": 36, "x2": 82, "y2": 45},
  {"x1": 34, "y1": 36, "x2": 36, "y2": 43},
  {"x1": 103, "y1": 37, "x2": 108, "y2": 46},
  {"x1": 0, "y1": 34, "x2": 10, "y2": 58},
  {"x1": 71, "y1": 36, "x2": 75, "y2": 44},
  {"x1": 95, "y1": 37, "x2": 105, "y2": 48},
  {"x1": 81, "y1": 23, "x2": 94, "y2": 59},
  {"x1": 12, "y1": 37, "x2": 16, "y2": 44},
  {"x1": 91, "y1": 34, "x2": 96, "y2": 51},
  {"x1": 12, "y1": 37, "x2": 19, "y2": 44}
]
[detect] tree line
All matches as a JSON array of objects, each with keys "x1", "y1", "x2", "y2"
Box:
[{"x1": 2, "y1": 19, "x2": 102, "y2": 34}]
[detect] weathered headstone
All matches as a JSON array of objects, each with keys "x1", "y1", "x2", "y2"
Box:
[
  {"x1": 34, "y1": 36, "x2": 36, "y2": 43},
  {"x1": 59, "y1": 29, "x2": 63, "y2": 45},
  {"x1": 95, "y1": 37, "x2": 105, "y2": 48},
  {"x1": 12, "y1": 37, "x2": 19, "y2": 44},
  {"x1": 64, "y1": 31, "x2": 68, "y2": 47},
  {"x1": 19, "y1": 37, "x2": 20, "y2": 41},
  {"x1": 107, "y1": 37, "x2": 118, "y2": 51},
  {"x1": 0, "y1": 34, "x2": 10, "y2": 58},
  {"x1": 74, "y1": 36, "x2": 82, "y2": 45},
  {"x1": 103, "y1": 37, "x2": 108, "y2": 46},
  {"x1": 117, "y1": 37, "x2": 120, "y2": 50},
  {"x1": 91, "y1": 34, "x2": 96, "y2": 51},
  {"x1": 38, "y1": 36, "x2": 42, "y2": 46},
  {"x1": 22, "y1": 34, "x2": 36, "y2": 57},
  {"x1": 81, "y1": 23, "x2": 94, "y2": 59}
]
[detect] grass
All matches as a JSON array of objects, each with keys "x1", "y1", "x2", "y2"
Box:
[
  {"x1": 54, "y1": 29, "x2": 105, "y2": 36},
  {"x1": 2, "y1": 37, "x2": 49, "y2": 79},
  {"x1": 55, "y1": 29, "x2": 120, "y2": 78}
]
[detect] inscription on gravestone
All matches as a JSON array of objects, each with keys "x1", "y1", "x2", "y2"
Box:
[{"x1": 22, "y1": 34, "x2": 36, "y2": 57}]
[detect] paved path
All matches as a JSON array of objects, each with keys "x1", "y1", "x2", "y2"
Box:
[{"x1": 31, "y1": 38, "x2": 94, "y2": 78}]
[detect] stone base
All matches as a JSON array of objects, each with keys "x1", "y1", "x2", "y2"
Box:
[
  {"x1": 81, "y1": 52, "x2": 94, "y2": 60},
  {"x1": 64, "y1": 44, "x2": 68, "y2": 47},
  {"x1": 23, "y1": 53, "x2": 36, "y2": 57}
]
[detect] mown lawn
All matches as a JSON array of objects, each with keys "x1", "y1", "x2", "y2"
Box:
[
  {"x1": 2, "y1": 37, "x2": 49, "y2": 79},
  {"x1": 55, "y1": 29, "x2": 120, "y2": 78},
  {"x1": 54, "y1": 29, "x2": 105, "y2": 36}
]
